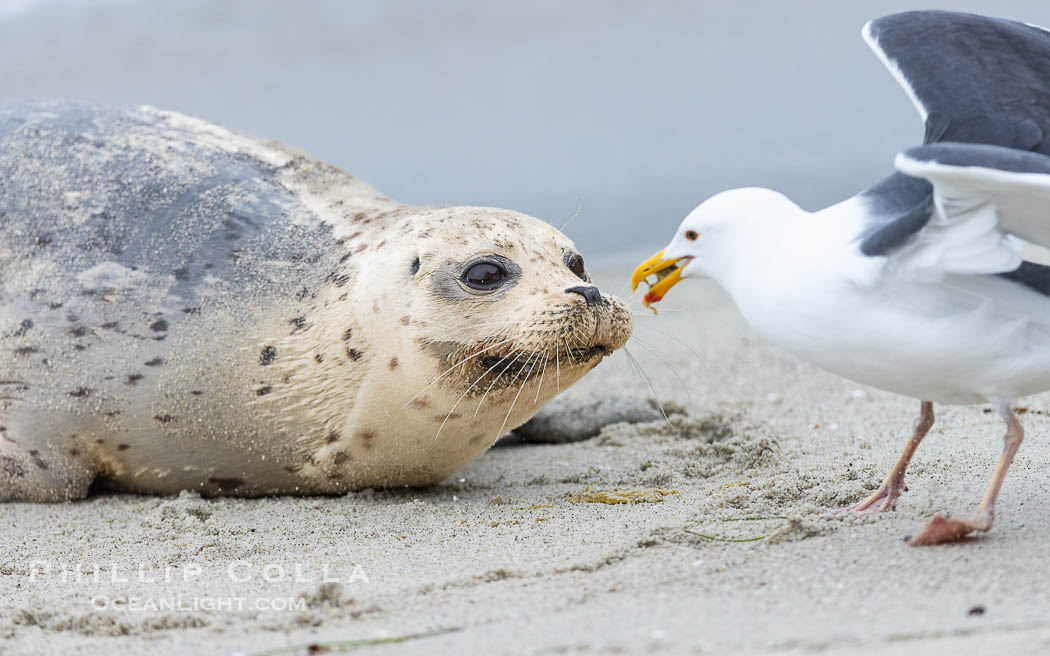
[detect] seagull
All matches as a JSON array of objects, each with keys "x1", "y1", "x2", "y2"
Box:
[{"x1": 631, "y1": 10, "x2": 1050, "y2": 546}]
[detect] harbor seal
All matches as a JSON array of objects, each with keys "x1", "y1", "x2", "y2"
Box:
[{"x1": 0, "y1": 101, "x2": 632, "y2": 501}]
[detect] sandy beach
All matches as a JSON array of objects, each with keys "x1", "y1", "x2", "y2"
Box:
[{"x1": 3, "y1": 263, "x2": 1049, "y2": 655}]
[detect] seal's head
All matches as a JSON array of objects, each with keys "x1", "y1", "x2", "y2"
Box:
[
  {"x1": 275, "y1": 201, "x2": 634, "y2": 489},
  {"x1": 405, "y1": 207, "x2": 632, "y2": 392},
  {"x1": 327, "y1": 205, "x2": 631, "y2": 483}
]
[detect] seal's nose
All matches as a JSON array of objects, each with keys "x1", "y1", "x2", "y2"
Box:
[{"x1": 566, "y1": 285, "x2": 603, "y2": 307}]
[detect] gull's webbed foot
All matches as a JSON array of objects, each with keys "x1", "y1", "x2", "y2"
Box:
[
  {"x1": 834, "y1": 401, "x2": 933, "y2": 516},
  {"x1": 909, "y1": 511, "x2": 994, "y2": 546},
  {"x1": 834, "y1": 477, "x2": 906, "y2": 514}
]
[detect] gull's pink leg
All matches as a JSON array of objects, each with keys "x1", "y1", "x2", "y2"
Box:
[
  {"x1": 910, "y1": 404, "x2": 1023, "y2": 546},
  {"x1": 837, "y1": 401, "x2": 934, "y2": 513}
]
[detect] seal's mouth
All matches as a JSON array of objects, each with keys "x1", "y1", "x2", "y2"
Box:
[
  {"x1": 442, "y1": 294, "x2": 631, "y2": 396},
  {"x1": 480, "y1": 354, "x2": 528, "y2": 374},
  {"x1": 567, "y1": 345, "x2": 609, "y2": 362},
  {"x1": 479, "y1": 344, "x2": 608, "y2": 374}
]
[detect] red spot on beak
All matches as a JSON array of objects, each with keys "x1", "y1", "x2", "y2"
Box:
[{"x1": 644, "y1": 291, "x2": 662, "y2": 305}]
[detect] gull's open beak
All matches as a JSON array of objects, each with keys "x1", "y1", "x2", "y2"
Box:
[{"x1": 630, "y1": 249, "x2": 691, "y2": 309}]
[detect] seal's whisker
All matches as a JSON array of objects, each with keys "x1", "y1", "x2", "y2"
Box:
[
  {"x1": 620, "y1": 290, "x2": 668, "y2": 305},
  {"x1": 624, "y1": 298, "x2": 687, "y2": 312},
  {"x1": 633, "y1": 324, "x2": 707, "y2": 368},
  {"x1": 630, "y1": 306, "x2": 686, "y2": 313},
  {"x1": 474, "y1": 349, "x2": 530, "y2": 419},
  {"x1": 623, "y1": 346, "x2": 679, "y2": 434},
  {"x1": 495, "y1": 352, "x2": 543, "y2": 440},
  {"x1": 567, "y1": 324, "x2": 587, "y2": 357},
  {"x1": 401, "y1": 336, "x2": 518, "y2": 408},
  {"x1": 432, "y1": 350, "x2": 518, "y2": 441},
  {"x1": 555, "y1": 343, "x2": 562, "y2": 392},
  {"x1": 620, "y1": 345, "x2": 640, "y2": 388},
  {"x1": 558, "y1": 198, "x2": 584, "y2": 232},
  {"x1": 615, "y1": 279, "x2": 636, "y2": 299},
  {"x1": 462, "y1": 318, "x2": 526, "y2": 329},
  {"x1": 478, "y1": 350, "x2": 535, "y2": 422},
  {"x1": 622, "y1": 346, "x2": 643, "y2": 385},
  {"x1": 444, "y1": 336, "x2": 519, "y2": 369},
  {"x1": 532, "y1": 349, "x2": 551, "y2": 404},
  {"x1": 501, "y1": 348, "x2": 540, "y2": 392},
  {"x1": 627, "y1": 334, "x2": 694, "y2": 405}
]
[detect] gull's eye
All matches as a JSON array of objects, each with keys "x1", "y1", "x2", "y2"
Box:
[
  {"x1": 463, "y1": 260, "x2": 506, "y2": 290},
  {"x1": 566, "y1": 253, "x2": 586, "y2": 280},
  {"x1": 685, "y1": 229, "x2": 699, "y2": 241}
]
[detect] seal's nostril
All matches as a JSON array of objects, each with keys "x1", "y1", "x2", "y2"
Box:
[{"x1": 565, "y1": 285, "x2": 602, "y2": 307}]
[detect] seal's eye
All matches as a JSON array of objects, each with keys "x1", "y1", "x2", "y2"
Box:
[
  {"x1": 566, "y1": 253, "x2": 586, "y2": 280},
  {"x1": 463, "y1": 261, "x2": 506, "y2": 290}
]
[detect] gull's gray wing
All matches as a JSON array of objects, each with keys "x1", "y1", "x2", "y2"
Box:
[
  {"x1": 864, "y1": 11, "x2": 1050, "y2": 151},
  {"x1": 856, "y1": 10, "x2": 1050, "y2": 258}
]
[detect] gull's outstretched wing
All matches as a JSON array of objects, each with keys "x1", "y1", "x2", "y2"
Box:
[
  {"x1": 856, "y1": 10, "x2": 1050, "y2": 263},
  {"x1": 864, "y1": 11, "x2": 1050, "y2": 152}
]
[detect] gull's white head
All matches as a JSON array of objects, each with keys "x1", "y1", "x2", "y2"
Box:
[{"x1": 630, "y1": 188, "x2": 799, "y2": 308}]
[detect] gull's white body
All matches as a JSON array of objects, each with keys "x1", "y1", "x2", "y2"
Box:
[{"x1": 704, "y1": 193, "x2": 1050, "y2": 406}]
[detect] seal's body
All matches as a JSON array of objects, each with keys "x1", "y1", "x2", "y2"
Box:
[{"x1": 0, "y1": 101, "x2": 631, "y2": 501}]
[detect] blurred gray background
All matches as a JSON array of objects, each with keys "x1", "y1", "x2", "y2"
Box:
[{"x1": 3, "y1": 0, "x2": 1050, "y2": 260}]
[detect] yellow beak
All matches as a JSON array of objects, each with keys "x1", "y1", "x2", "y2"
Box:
[{"x1": 630, "y1": 249, "x2": 690, "y2": 309}]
